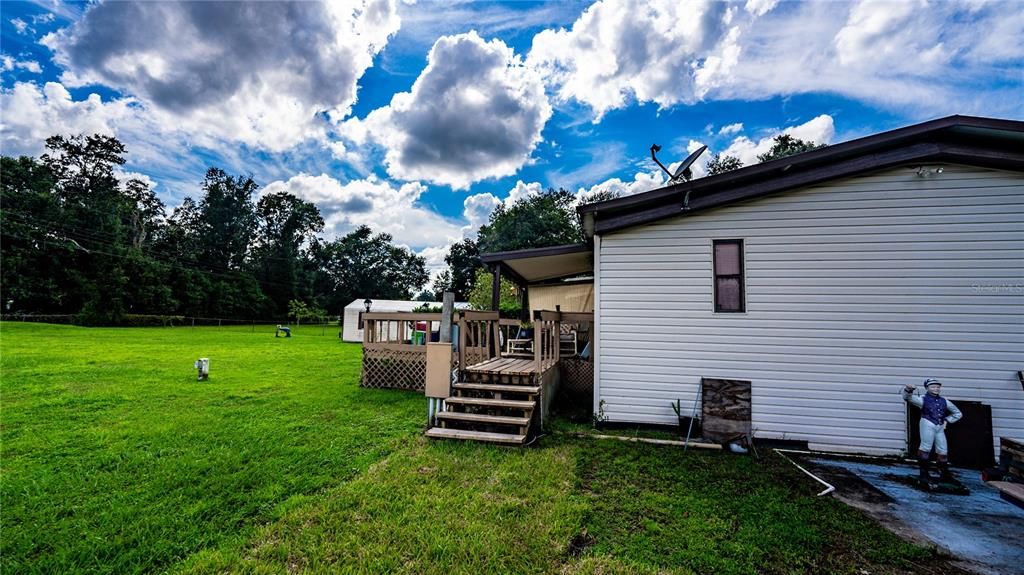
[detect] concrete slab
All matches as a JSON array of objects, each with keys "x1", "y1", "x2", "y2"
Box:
[{"x1": 809, "y1": 458, "x2": 1024, "y2": 575}]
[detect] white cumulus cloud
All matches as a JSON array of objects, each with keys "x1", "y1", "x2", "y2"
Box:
[
  {"x1": 699, "y1": 0, "x2": 1024, "y2": 115},
  {"x1": 462, "y1": 192, "x2": 502, "y2": 236},
  {"x1": 718, "y1": 122, "x2": 744, "y2": 136},
  {"x1": 528, "y1": 0, "x2": 730, "y2": 119},
  {"x1": 460, "y1": 179, "x2": 543, "y2": 235},
  {"x1": 260, "y1": 173, "x2": 463, "y2": 249},
  {"x1": 576, "y1": 170, "x2": 666, "y2": 201},
  {"x1": 0, "y1": 81, "x2": 137, "y2": 156},
  {"x1": 1, "y1": 56, "x2": 42, "y2": 74},
  {"x1": 719, "y1": 115, "x2": 835, "y2": 166},
  {"x1": 745, "y1": 0, "x2": 779, "y2": 17},
  {"x1": 0, "y1": 80, "x2": 213, "y2": 205},
  {"x1": 528, "y1": 0, "x2": 1023, "y2": 120},
  {"x1": 42, "y1": 0, "x2": 401, "y2": 151},
  {"x1": 341, "y1": 31, "x2": 551, "y2": 189}
]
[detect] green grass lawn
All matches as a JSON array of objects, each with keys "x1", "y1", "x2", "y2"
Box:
[{"x1": 1, "y1": 323, "x2": 957, "y2": 574}]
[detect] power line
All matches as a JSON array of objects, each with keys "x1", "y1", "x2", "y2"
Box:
[
  {"x1": 2, "y1": 211, "x2": 316, "y2": 291},
  {"x1": 0, "y1": 226, "x2": 308, "y2": 292},
  {"x1": 2, "y1": 208, "x2": 319, "y2": 269}
]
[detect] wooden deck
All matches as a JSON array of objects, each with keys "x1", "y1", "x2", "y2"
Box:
[
  {"x1": 463, "y1": 355, "x2": 558, "y2": 376},
  {"x1": 425, "y1": 309, "x2": 592, "y2": 445}
]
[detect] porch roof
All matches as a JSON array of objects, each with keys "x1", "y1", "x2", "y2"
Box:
[{"x1": 479, "y1": 243, "x2": 593, "y2": 285}]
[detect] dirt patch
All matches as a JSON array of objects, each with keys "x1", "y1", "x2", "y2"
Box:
[
  {"x1": 810, "y1": 462, "x2": 895, "y2": 505},
  {"x1": 565, "y1": 530, "x2": 596, "y2": 558}
]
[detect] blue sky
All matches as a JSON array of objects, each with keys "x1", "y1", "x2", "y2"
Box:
[{"x1": 2, "y1": 0, "x2": 1022, "y2": 274}]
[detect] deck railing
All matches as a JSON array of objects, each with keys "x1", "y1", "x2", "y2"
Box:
[
  {"x1": 360, "y1": 309, "x2": 595, "y2": 393},
  {"x1": 532, "y1": 310, "x2": 560, "y2": 372},
  {"x1": 456, "y1": 309, "x2": 594, "y2": 373},
  {"x1": 456, "y1": 311, "x2": 520, "y2": 368},
  {"x1": 361, "y1": 312, "x2": 445, "y2": 391}
]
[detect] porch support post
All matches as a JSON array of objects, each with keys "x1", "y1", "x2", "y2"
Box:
[
  {"x1": 491, "y1": 264, "x2": 502, "y2": 311},
  {"x1": 440, "y1": 292, "x2": 454, "y2": 344},
  {"x1": 520, "y1": 285, "x2": 530, "y2": 323}
]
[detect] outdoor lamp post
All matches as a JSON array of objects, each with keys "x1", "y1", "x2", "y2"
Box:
[{"x1": 360, "y1": 299, "x2": 373, "y2": 331}]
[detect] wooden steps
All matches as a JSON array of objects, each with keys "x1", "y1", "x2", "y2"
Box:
[
  {"x1": 435, "y1": 411, "x2": 532, "y2": 426},
  {"x1": 426, "y1": 375, "x2": 541, "y2": 445},
  {"x1": 425, "y1": 427, "x2": 526, "y2": 444},
  {"x1": 452, "y1": 382, "x2": 541, "y2": 394},
  {"x1": 443, "y1": 396, "x2": 535, "y2": 409}
]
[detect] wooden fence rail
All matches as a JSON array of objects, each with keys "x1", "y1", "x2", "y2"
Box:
[
  {"x1": 361, "y1": 312, "x2": 445, "y2": 391},
  {"x1": 360, "y1": 309, "x2": 594, "y2": 393}
]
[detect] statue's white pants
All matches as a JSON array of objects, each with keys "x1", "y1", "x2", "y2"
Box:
[{"x1": 919, "y1": 419, "x2": 948, "y2": 455}]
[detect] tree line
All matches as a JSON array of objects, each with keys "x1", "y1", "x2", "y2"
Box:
[
  {"x1": 1, "y1": 132, "x2": 821, "y2": 323},
  {"x1": 1, "y1": 135, "x2": 427, "y2": 324}
]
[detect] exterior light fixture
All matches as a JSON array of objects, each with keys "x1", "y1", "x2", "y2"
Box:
[
  {"x1": 916, "y1": 166, "x2": 945, "y2": 177},
  {"x1": 360, "y1": 298, "x2": 373, "y2": 330}
]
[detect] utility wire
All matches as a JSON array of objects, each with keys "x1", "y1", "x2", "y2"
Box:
[
  {"x1": 2, "y1": 212, "x2": 318, "y2": 291},
  {"x1": 0, "y1": 227, "x2": 310, "y2": 292},
  {"x1": 2, "y1": 208, "x2": 318, "y2": 269}
]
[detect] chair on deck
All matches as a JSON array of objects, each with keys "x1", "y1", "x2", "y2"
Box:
[
  {"x1": 559, "y1": 323, "x2": 578, "y2": 356},
  {"x1": 506, "y1": 326, "x2": 534, "y2": 355}
]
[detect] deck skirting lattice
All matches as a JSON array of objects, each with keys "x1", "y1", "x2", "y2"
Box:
[
  {"x1": 361, "y1": 347, "x2": 426, "y2": 391},
  {"x1": 560, "y1": 357, "x2": 593, "y2": 396}
]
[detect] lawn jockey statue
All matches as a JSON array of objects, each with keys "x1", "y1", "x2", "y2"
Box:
[{"x1": 902, "y1": 379, "x2": 963, "y2": 485}]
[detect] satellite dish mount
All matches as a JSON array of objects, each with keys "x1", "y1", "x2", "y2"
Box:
[{"x1": 651, "y1": 143, "x2": 707, "y2": 184}]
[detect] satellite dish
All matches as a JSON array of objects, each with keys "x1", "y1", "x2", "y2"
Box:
[{"x1": 650, "y1": 143, "x2": 707, "y2": 184}]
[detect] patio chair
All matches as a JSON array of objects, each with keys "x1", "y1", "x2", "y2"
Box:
[
  {"x1": 559, "y1": 323, "x2": 578, "y2": 356},
  {"x1": 506, "y1": 326, "x2": 533, "y2": 355}
]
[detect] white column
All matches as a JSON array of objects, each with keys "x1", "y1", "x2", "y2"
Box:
[{"x1": 593, "y1": 234, "x2": 602, "y2": 420}]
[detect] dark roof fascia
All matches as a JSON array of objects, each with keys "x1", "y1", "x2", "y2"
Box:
[
  {"x1": 582, "y1": 117, "x2": 1024, "y2": 235},
  {"x1": 593, "y1": 140, "x2": 1024, "y2": 235},
  {"x1": 578, "y1": 115, "x2": 1024, "y2": 219},
  {"x1": 479, "y1": 243, "x2": 592, "y2": 264}
]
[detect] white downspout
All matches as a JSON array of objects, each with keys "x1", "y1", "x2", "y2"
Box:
[
  {"x1": 775, "y1": 449, "x2": 836, "y2": 496},
  {"x1": 593, "y1": 234, "x2": 602, "y2": 421}
]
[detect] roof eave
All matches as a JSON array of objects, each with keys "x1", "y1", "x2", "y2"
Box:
[
  {"x1": 592, "y1": 141, "x2": 1024, "y2": 235},
  {"x1": 581, "y1": 117, "x2": 1024, "y2": 236},
  {"x1": 577, "y1": 115, "x2": 1024, "y2": 219}
]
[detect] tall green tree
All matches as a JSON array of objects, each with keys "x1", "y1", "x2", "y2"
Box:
[
  {"x1": 157, "y1": 169, "x2": 266, "y2": 318},
  {"x1": 39, "y1": 135, "x2": 135, "y2": 322},
  {"x1": 311, "y1": 225, "x2": 429, "y2": 314},
  {"x1": 434, "y1": 238, "x2": 481, "y2": 301},
  {"x1": 122, "y1": 178, "x2": 165, "y2": 249},
  {"x1": 2, "y1": 137, "x2": 181, "y2": 320},
  {"x1": 706, "y1": 153, "x2": 744, "y2": 176},
  {"x1": 757, "y1": 134, "x2": 825, "y2": 163},
  {"x1": 476, "y1": 188, "x2": 581, "y2": 253},
  {"x1": 196, "y1": 168, "x2": 258, "y2": 272},
  {"x1": 252, "y1": 191, "x2": 324, "y2": 315},
  {"x1": 467, "y1": 269, "x2": 520, "y2": 315},
  {"x1": 0, "y1": 155, "x2": 60, "y2": 312}
]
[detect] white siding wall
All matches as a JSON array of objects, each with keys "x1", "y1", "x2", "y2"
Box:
[{"x1": 597, "y1": 164, "x2": 1024, "y2": 455}]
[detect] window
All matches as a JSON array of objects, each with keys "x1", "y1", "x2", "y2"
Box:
[{"x1": 713, "y1": 239, "x2": 745, "y2": 313}]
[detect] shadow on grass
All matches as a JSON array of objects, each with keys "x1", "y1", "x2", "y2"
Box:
[{"x1": 182, "y1": 434, "x2": 965, "y2": 575}]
